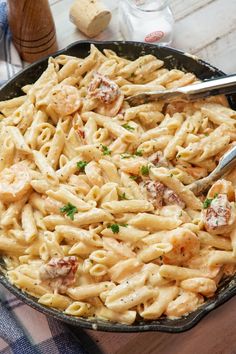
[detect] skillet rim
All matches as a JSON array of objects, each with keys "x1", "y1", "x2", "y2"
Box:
[{"x1": 0, "y1": 40, "x2": 236, "y2": 333}]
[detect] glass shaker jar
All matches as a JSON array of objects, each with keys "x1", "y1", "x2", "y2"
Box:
[{"x1": 119, "y1": 0, "x2": 174, "y2": 45}]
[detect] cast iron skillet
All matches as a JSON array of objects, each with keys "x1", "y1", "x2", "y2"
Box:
[{"x1": 0, "y1": 41, "x2": 236, "y2": 333}]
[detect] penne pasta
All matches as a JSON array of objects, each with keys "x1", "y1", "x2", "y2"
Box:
[{"x1": 0, "y1": 45, "x2": 236, "y2": 325}]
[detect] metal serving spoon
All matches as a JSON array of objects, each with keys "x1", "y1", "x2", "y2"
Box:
[
  {"x1": 126, "y1": 74, "x2": 236, "y2": 106},
  {"x1": 188, "y1": 145, "x2": 236, "y2": 196}
]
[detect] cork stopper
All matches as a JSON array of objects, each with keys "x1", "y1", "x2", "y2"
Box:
[{"x1": 69, "y1": 0, "x2": 111, "y2": 38}]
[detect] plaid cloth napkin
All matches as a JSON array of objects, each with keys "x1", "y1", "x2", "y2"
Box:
[
  {"x1": 0, "y1": 1, "x2": 22, "y2": 85},
  {"x1": 0, "y1": 2, "x2": 88, "y2": 353}
]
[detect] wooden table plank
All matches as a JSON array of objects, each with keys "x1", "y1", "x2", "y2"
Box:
[
  {"x1": 197, "y1": 30, "x2": 236, "y2": 73},
  {"x1": 50, "y1": 0, "x2": 236, "y2": 73},
  {"x1": 172, "y1": 0, "x2": 236, "y2": 54},
  {"x1": 80, "y1": 296, "x2": 236, "y2": 354},
  {"x1": 169, "y1": 0, "x2": 214, "y2": 20},
  {"x1": 171, "y1": 0, "x2": 236, "y2": 73}
]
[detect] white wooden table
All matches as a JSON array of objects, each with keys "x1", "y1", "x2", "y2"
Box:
[
  {"x1": 49, "y1": 0, "x2": 236, "y2": 74},
  {"x1": 49, "y1": 1, "x2": 236, "y2": 353}
]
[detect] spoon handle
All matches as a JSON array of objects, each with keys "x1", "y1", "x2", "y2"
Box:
[
  {"x1": 188, "y1": 145, "x2": 236, "y2": 196},
  {"x1": 127, "y1": 74, "x2": 236, "y2": 106},
  {"x1": 180, "y1": 74, "x2": 236, "y2": 101}
]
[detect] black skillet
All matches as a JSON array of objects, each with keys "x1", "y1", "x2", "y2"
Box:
[{"x1": 0, "y1": 41, "x2": 236, "y2": 333}]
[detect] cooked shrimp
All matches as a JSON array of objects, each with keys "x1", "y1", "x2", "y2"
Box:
[
  {"x1": 0, "y1": 162, "x2": 32, "y2": 202},
  {"x1": 180, "y1": 277, "x2": 217, "y2": 297},
  {"x1": 88, "y1": 72, "x2": 120, "y2": 104},
  {"x1": 95, "y1": 93, "x2": 124, "y2": 117},
  {"x1": 203, "y1": 194, "x2": 236, "y2": 235},
  {"x1": 207, "y1": 180, "x2": 235, "y2": 202},
  {"x1": 165, "y1": 291, "x2": 204, "y2": 318},
  {"x1": 39, "y1": 256, "x2": 78, "y2": 293},
  {"x1": 50, "y1": 84, "x2": 81, "y2": 116},
  {"x1": 163, "y1": 228, "x2": 200, "y2": 265},
  {"x1": 185, "y1": 248, "x2": 221, "y2": 278}
]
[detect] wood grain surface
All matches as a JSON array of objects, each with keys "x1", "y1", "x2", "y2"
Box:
[
  {"x1": 49, "y1": 0, "x2": 236, "y2": 73},
  {"x1": 9, "y1": 0, "x2": 58, "y2": 62},
  {"x1": 70, "y1": 296, "x2": 236, "y2": 354}
]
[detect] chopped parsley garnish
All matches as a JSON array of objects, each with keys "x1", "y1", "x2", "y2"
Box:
[
  {"x1": 76, "y1": 160, "x2": 88, "y2": 172},
  {"x1": 60, "y1": 203, "x2": 78, "y2": 220},
  {"x1": 101, "y1": 144, "x2": 111, "y2": 155},
  {"x1": 203, "y1": 198, "x2": 213, "y2": 209},
  {"x1": 203, "y1": 193, "x2": 219, "y2": 209},
  {"x1": 122, "y1": 123, "x2": 135, "y2": 131},
  {"x1": 140, "y1": 165, "x2": 150, "y2": 176},
  {"x1": 169, "y1": 173, "x2": 173, "y2": 177},
  {"x1": 118, "y1": 192, "x2": 128, "y2": 200},
  {"x1": 108, "y1": 224, "x2": 120, "y2": 234},
  {"x1": 108, "y1": 223, "x2": 128, "y2": 233},
  {"x1": 134, "y1": 150, "x2": 143, "y2": 156}
]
